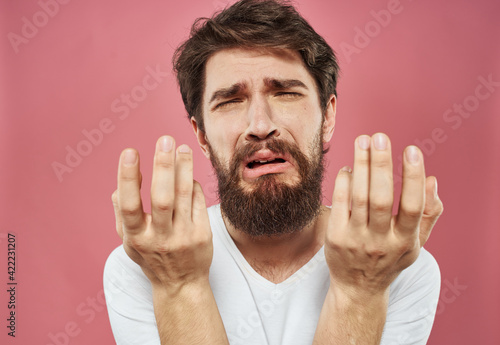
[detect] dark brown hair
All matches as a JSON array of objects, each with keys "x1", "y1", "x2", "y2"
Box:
[{"x1": 172, "y1": 0, "x2": 340, "y2": 132}]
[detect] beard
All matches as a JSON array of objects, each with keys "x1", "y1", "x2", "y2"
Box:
[{"x1": 207, "y1": 132, "x2": 325, "y2": 238}]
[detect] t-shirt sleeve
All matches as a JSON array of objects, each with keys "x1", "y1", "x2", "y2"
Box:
[
  {"x1": 380, "y1": 248, "x2": 441, "y2": 345},
  {"x1": 103, "y1": 245, "x2": 160, "y2": 345}
]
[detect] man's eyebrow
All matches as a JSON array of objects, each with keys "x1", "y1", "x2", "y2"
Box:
[
  {"x1": 264, "y1": 78, "x2": 308, "y2": 90},
  {"x1": 209, "y1": 83, "x2": 246, "y2": 104}
]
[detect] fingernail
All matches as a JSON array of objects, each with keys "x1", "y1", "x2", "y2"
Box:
[
  {"x1": 373, "y1": 133, "x2": 387, "y2": 150},
  {"x1": 178, "y1": 144, "x2": 191, "y2": 153},
  {"x1": 160, "y1": 136, "x2": 173, "y2": 152},
  {"x1": 406, "y1": 146, "x2": 420, "y2": 165},
  {"x1": 358, "y1": 135, "x2": 370, "y2": 150},
  {"x1": 341, "y1": 166, "x2": 352, "y2": 173},
  {"x1": 122, "y1": 149, "x2": 137, "y2": 166},
  {"x1": 434, "y1": 179, "x2": 438, "y2": 198}
]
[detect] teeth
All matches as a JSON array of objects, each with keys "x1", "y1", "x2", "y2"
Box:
[
  {"x1": 247, "y1": 158, "x2": 284, "y2": 169},
  {"x1": 252, "y1": 159, "x2": 276, "y2": 164},
  {"x1": 251, "y1": 159, "x2": 281, "y2": 163}
]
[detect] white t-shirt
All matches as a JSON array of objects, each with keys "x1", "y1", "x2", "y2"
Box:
[{"x1": 104, "y1": 204, "x2": 440, "y2": 345}]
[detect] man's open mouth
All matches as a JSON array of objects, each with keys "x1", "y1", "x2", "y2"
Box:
[
  {"x1": 247, "y1": 158, "x2": 287, "y2": 169},
  {"x1": 241, "y1": 150, "x2": 293, "y2": 180}
]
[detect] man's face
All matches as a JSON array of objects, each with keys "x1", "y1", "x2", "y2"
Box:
[{"x1": 192, "y1": 47, "x2": 335, "y2": 236}]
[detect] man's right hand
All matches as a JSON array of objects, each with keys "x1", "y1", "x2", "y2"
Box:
[{"x1": 111, "y1": 135, "x2": 213, "y2": 291}]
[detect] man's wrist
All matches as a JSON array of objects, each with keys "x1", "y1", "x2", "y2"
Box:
[
  {"x1": 327, "y1": 280, "x2": 390, "y2": 315},
  {"x1": 151, "y1": 276, "x2": 212, "y2": 300},
  {"x1": 313, "y1": 281, "x2": 390, "y2": 344}
]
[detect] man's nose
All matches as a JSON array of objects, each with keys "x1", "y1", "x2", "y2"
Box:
[{"x1": 244, "y1": 96, "x2": 280, "y2": 141}]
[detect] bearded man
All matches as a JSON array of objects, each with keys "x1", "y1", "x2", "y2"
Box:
[{"x1": 104, "y1": 1, "x2": 444, "y2": 344}]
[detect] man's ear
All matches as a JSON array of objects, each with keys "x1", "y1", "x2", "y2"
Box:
[
  {"x1": 191, "y1": 118, "x2": 211, "y2": 159},
  {"x1": 322, "y1": 94, "x2": 336, "y2": 143}
]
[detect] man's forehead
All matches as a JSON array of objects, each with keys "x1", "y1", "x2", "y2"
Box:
[
  {"x1": 204, "y1": 47, "x2": 313, "y2": 91},
  {"x1": 208, "y1": 46, "x2": 303, "y2": 65}
]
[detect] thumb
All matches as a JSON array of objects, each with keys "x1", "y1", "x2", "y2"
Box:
[
  {"x1": 192, "y1": 180, "x2": 210, "y2": 226},
  {"x1": 112, "y1": 190, "x2": 124, "y2": 240},
  {"x1": 419, "y1": 176, "x2": 444, "y2": 247}
]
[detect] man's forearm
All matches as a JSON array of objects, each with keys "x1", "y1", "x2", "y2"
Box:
[
  {"x1": 313, "y1": 286, "x2": 389, "y2": 345},
  {"x1": 152, "y1": 280, "x2": 229, "y2": 345}
]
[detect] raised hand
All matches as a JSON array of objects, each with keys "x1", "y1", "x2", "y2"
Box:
[
  {"x1": 111, "y1": 135, "x2": 213, "y2": 289},
  {"x1": 325, "y1": 133, "x2": 443, "y2": 297}
]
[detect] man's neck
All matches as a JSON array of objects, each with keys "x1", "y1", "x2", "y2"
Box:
[{"x1": 222, "y1": 205, "x2": 331, "y2": 284}]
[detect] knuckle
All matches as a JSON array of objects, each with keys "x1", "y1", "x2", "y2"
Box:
[
  {"x1": 124, "y1": 236, "x2": 143, "y2": 251},
  {"x1": 155, "y1": 202, "x2": 173, "y2": 213},
  {"x1": 120, "y1": 174, "x2": 139, "y2": 183},
  {"x1": 176, "y1": 154, "x2": 193, "y2": 168},
  {"x1": 155, "y1": 156, "x2": 174, "y2": 169},
  {"x1": 120, "y1": 203, "x2": 141, "y2": 217},
  {"x1": 403, "y1": 206, "x2": 423, "y2": 219},
  {"x1": 325, "y1": 236, "x2": 338, "y2": 250},
  {"x1": 168, "y1": 236, "x2": 195, "y2": 253},
  {"x1": 155, "y1": 243, "x2": 172, "y2": 255},
  {"x1": 351, "y1": 195, "x2": 369, "y2": 209},
  {"x1": 175, "y1": 187, "x2": 193, "y2": 199},
  {"x1": 193, "y1": 234, "x2": 212, "y2": 249},
  {"x1": 434, "y1": 199, "x2": 444, "y2": 215},
  {"x1": 120, "y1": 204, "x2": 141, "y2": 221},
  {"x1": 397, "y1": 239, "x2": 417, "y2": 256},
  {"x1": 403, "y1": 168, "x2": 422, "y2": 180},
  {"x1": 333, "y1": 189, "x2": 349, "y2": 203},
  {"x1": 356, "y1": 156, "x2": 370, "y2": 166},
  {"x1": 365, "y1": 245, "x2": 387, "y2": 258},
  {"x1": 345, "y1": 238, "x2": 361, "y2": 254},
  {"x1": 152, "y1": 196, "x2": 173, "y2": 212},
  {"x1": 325, "y1": 231, "x2": 344, "y2": 250},
  {"x1": 370, "y1": 199, "x2": 392, "y2": 213},
  {"x1": 371, "y1": 156, "x2": 391, "y2": 169},
  {"x1": 111, "y1": 190, "x2": 118, "y2": 203}
]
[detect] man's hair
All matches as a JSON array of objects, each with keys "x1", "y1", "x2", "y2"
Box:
[{"x1": 172, "y1": 0, "x2": 340, "y2": 132}]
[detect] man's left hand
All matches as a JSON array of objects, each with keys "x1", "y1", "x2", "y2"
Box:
[{"x1": 325, "y1": 133, "x2": 444, "y2": 299}]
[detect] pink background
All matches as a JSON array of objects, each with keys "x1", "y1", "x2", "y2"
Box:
[{"x1": 1, "y1": 0, "x2": 499, "y2": 344}]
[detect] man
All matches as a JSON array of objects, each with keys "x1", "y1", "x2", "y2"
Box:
[{"x1": 103, "y1": 1, "x2": 444, "y2": 344}]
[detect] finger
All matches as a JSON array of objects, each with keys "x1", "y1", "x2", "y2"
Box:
[
  {"x1": 368, "y1": 133, "x2": 394, "y2": 232},
  {"x1": 173, "y1": 144, "x2": 194, "y2": 224},
  {"x1": 350, "y1": 135, "x2": 371, "y2": 227},
  {"x1": 111, "y1": 190, "x2": 124, "y2": 239},
  {"x1": 396, "y1": 146, "x2": 425, "y2": 235},
  {"x1": 330, "y1": 166, "x2": 352, "y2": 231},
  {"x1": 419, "y1": 176, "x2": 444, "y2": 246},
  {"x1": 117, "y1": 148, "x2": 145, "y2": 232},
  {"x1": 192, "y1": 180, "x2": 210, "y2": 227},
  {"x1": 151, "y1": 136, "x2": 175, "y2": 232}
]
